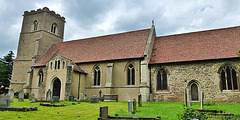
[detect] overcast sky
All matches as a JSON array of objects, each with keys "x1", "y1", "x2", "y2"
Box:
[{"x1": 1, "y1": 0, "x2": 240, "y2": 58}]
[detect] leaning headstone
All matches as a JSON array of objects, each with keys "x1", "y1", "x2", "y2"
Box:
[
  {"x1": 0, "y1": 98, "x2": 10, "y2": 107},
  {"x1": 99, "y1": 106, "x2": 108, "y2": 119},
  {"x1": 138, "y1": 94, "x2": 142, "y2": 107},
  {"x1": 128, "y1": 100, "x2": 132, "y2": 113},
  {"x1": 18, "y1": 89, "x2": 24, "y2": 102},
  {"x1": 132, "y1": 99, "x2": 137, "y2": 114},
  {"x1": 201, "y1": 92, "x2": 204, "y2": 110},
  {"x1": 46, "y1": 89, "x2": 52, "y2": 101},
  {"x1": 52, "y1": 96, "x2": 60, "y2": 103},
  {"x1": 90, "y1": 95, "x2": 99, "y2": 103},
  {"x1": 8, "y1": 89, "x2": 14, "y2": 102}
]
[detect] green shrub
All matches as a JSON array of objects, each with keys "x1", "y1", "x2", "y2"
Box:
[
  {"x1": 204, "y1": 101, "x2": 216, "y2": 106},
  {"x1": 178, "y1": 107, "x2": 208, "y2": 120}
]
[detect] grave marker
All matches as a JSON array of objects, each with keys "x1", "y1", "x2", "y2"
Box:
[
  {"x1": 128, "y1": 100, "x2": 132, "y2": 113},
  {"x1": 0, "y1": 99, "x2": 10, "y2": 107},
  {"x1": 46, "y1": 89, "x2": 52, "y2": 101},
  {"x1": 52, "y1": 96, "x2": 60, "y2": 103},
  {"x1": 133, "y1": 99, "x2": 137, "y2": 114},
  {"x1": 138, "y1": 94, "x2": 142, "y2": 107},
  {"x1": 90, "y1": 95, "x2": 99, "y2": 103},
  {"x1": 18, "y1": 89, "x2": 24, "y2": 102},
  {"x1": 8, "y1": 89, "x2": 14, "y2": 102},
  {"x1": 99, "y1": 106, "x2": 108, "y2": 119}
]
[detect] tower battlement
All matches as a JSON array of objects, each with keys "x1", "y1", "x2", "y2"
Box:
[{"x1": 24, "y1": 7, "x2": 65, "y2": 22}]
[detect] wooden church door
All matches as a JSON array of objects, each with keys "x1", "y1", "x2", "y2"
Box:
[
  {"x1": 191, "y1": 83, "x2": 198, "y2": 101},
  {"x1": 53, "y1": 79, "x2": 61, "y2": 97}
]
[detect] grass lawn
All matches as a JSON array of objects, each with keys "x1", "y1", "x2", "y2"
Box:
[{"x1": 0, "y1": 99, "x2": 240, "y2": 120}]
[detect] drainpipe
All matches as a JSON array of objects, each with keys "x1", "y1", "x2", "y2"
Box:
[{"x1": 77, "y1": 73, "x2": 81, "y2": 99}]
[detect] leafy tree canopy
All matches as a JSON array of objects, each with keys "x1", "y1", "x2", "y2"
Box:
[{"x1": 0, "y1": 51, "x2": 14, "y2": 87}]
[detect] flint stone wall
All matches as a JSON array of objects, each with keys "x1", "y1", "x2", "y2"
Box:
[{"x1": 150, "y1": 59, "x2": 240, "y2": 103}]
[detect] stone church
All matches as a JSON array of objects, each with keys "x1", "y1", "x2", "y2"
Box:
[{"x1": 10, "y1": 7, "x2": 240, "y2": 103}]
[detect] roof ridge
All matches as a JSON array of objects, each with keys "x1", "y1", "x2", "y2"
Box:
[{"x1": 157, "y1": 25, "x2": 240, "y2": 38}]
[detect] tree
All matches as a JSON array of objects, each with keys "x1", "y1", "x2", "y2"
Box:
[{"x1": 0, "y1": 51, "x2": 14, "y2": 87}]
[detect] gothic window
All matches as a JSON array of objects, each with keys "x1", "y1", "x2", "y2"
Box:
[
  {"x1": 50, "y1": 62, "x2": 53, "y2": 70},
  {"x1": 94, "y1": 66, "x2": 100, "y2": 86},
  {"x1": 38, "y1": 70, "x2": 43, "y2": 86},
  {"x1": 33, "y1": 21, "x2": 38, "y2": 31},
  {"x1": 55, "y1": 61, "x2": 57, "y2": 70},
  {"x1": 51, "y1": 23, "x2": 57, "y2": 34},
  {"x1": 62, "y1": 61, "x2": 65, "y2": 69},
  {"x1": 157, "y1": 68, "x2": 168, "y2": 90},
  {"x1": 220, "y1": 65, "x2": 239, "y2": 90},
  {"x1": 127, "y1": 64, "x2": 135, "y2": 85},
  {"x1": 58, "y1": 60, "x2": 60, "y2": 69}
]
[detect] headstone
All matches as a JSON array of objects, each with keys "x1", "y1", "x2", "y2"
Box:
[
  {"x1": 52, "y1": 96, "x2": 60, "y2": 103},
  {"x1": 99, "y1": 90, "x2": 102, "y2": 98},
  {"x1": 0, "y1": 98, "x2": 10, "y2": 107},
  {"x1": 69, "y1": 96, "x2": 74, "y2": 101},
  {"x1": 8, "y1": 89, "x2": 14, "y2": 102},
  {"x1": 201, "y1": 92, "x2": 204, "y2": 110},
  {"x1": 128, "y1": 100, "x2": 132, "y2": 113},
  {"x1": 138, "y1": 94, "x2": 142, "y2": 107},
  {"x1": 184, "y1": 88, "x2": 187, "y2": 108},
  {"x1": 28, "y1": 94, "x2": 35, "y2": 101},
  {"x1": 132, "y1": 99, "x2": 137, "y2": 114},
  {"x1": 18, "y1": 89, "x2": 24, "y2": 102},
  {"x1": 46, "y1": 89, "x2": 52, "y2": 101},
  {"x1": 99, "y1": 106, "x2": 108, "y2": 119},
  {"x1": 90, "y1": 95, "x2": 99, "y2": 103},
  {"x1": 150, "y1": 94, "x2": 153, "y2": 103}
]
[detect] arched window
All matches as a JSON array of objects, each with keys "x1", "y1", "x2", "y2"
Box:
[
  {"x1": 62, "y1": 61, "x2": 65, "y2": 69},
  {"x1": 55, "y1": 61, "x2": 57, "y2": 70},
  {"x1": 33, "y1": 21, "x2": 38, "y2": 31},
  {"x1": 58, "y1": 60, "x2": 60, "y2": 69},
  {"x1": 157, "y1": 68, "x2": 168, "y2": 90},
  {"x1": 38, "y1": 70, "x2": 43, "y2": 86},
  {"x1": 94, "y1": 66, "x2": 100, "y2": 86},
  {"x1": 51, "y1": 23, "x2": 57, "y2": 34},
  {"x1": 127, "y1": 64, "x2": 135, "y2": 85},
  {"x1": 220, "y1": 65, "x2": 238, "y2": 90},
  {"x1": 50, "y1": 62, "x2": 53, "y2": 70}
]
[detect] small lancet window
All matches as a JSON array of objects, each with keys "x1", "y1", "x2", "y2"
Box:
[
  {"x1": 33, "y1": 21, "x2": 38, "y2": 31},
  {"x1": 220, "y1": 65, "x2": 239, "y2": 90},
  {"x1": 50, "y1": 62, "x2": 53, "y2": 70},
  {"x1": 62, "y1": 61, "x2": 65, "y2": 69},
  {"x1": 157, "y1": 68, "x2": 168, "y2": 90},
  {"x1": 94, "y1": 66, "x2": 101, "y2": 86},
  {"x1": 51, "y1": 23, "x2": 57, "y2": 34},
  {"x1": 55, "y1": 61, "x2": 57, "y2": 70},
  {"x1": 58, "y1": 60, "x2": 60, "y2": 69},
  {"x1": 38, "y1": 70, "x2": 43, "y2": 86},
  {"x1": 127, "y1": 64, "x2": 135, "y2": 85}
]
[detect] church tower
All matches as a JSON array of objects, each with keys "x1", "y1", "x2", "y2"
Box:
[{"x1": 10, "y1": 7, "x2": 65, "y2": 92}]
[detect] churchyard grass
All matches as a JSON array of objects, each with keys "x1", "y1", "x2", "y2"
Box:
[{"x1": 0, "y1": 99, "x2": 240, "y2": 120}]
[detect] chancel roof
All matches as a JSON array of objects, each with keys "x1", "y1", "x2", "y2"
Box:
[
  {"x1": 150, "y1": 26, "x2": 240, "y2": 64},
  {"x1": 34, "y1": 28, "x2": 151, "y2": 66}
]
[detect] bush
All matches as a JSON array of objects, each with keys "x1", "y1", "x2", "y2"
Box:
[
  {"x1": 178, "y1": 107, "x2": 208, "y2": 120},
  {"x1": 204, "y1": 101, "x2": 216, "y2": 106}
]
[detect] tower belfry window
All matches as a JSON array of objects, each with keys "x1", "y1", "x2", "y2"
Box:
[
  {"x1": 33, "y1": 21, "x2": 38, "y2": 31},
  {"x1": 51, "y1": 23, "x2": 57, "y2": 34}
]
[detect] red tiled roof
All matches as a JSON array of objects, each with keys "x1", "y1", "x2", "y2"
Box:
[
  {"x1": 34, "y1": 28, "x2": 151, "y2": 66},
  {"x1": 150, "y1": 26, "x2": 240, "y2": 64}
]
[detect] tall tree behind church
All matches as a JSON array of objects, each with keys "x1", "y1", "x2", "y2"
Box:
[{"x1": 0, "y1": 51, "x2": 14, "y2": 87}]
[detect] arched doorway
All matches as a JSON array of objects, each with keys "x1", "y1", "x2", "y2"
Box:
[
  {"x1": 191, "y1": 83, "x2": 198, "y2": 101},
  {"x1": 52, "y1": 79, "x2": 61, "y2": 98}
]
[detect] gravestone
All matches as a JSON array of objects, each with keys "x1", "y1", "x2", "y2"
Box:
[
  {"x1": 128, "y1": 100, "x2": 132, "y2": 113},
  {"x1": 52, "y1": 96, "x2": 60, "y2": 103},
  {"x1": 46, "y1": 89, "x2": 52, "y2": 101},
  {"x1": 99, "y1": 106, "x2": 108, "y2": 119},
  {"x1": 150, "y1": 94, "x2": 153, "y2": 103},
  {"x1": 132, "y1": 99, "x2": 137, "y2": 114},
  {"x1": 18, "y1": 89, "x2": 24, "y2": 102},
  {"x1": 138, "y1": 94, "x2": 142, "y2": 107},
  {"x1": 8, "y1": 89, "x2": 14, "y2": 102},
  {"x1": 90, "y1": 95, "x2": 99, "y2": 103},
  {"x1": 0, "y1": 98, "x2": 10, "y2": 107},
  {"x1": 69, "y1": 96, "x2": 74, "y2": 101}
]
